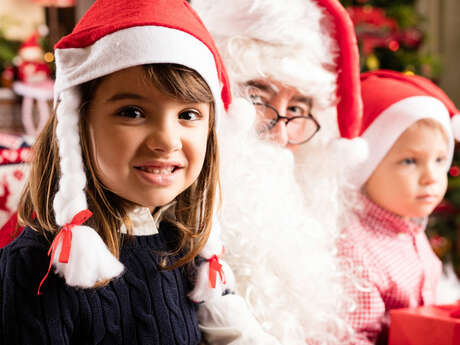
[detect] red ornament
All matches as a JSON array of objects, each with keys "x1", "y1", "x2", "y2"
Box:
[
  {"x1": 399, "y1": 28, "x2": 423, "y2": 48},
  {"x1": 388, "y1": 40, "x2": 400, "y2": 52},
  {"x1": 450, "y1": 166, "x2": 460, "y2": 177},
  {"x1": 347, "y1": 6, "x2": 399, "y2": 55},
  {"x1": 429, "y1": 235, "x2": 451, "y2": 258},
  {"x1": 433, "y1": 199, "x2": 457, "y2": 214}
]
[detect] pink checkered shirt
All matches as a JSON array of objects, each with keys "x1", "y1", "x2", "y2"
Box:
[{"x1": 339, "y1": 194, "x2": 442, "y2": 345}]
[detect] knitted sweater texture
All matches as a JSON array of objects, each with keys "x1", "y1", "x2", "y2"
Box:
[{"x1": 0, "y1": 223, "x2": 201, "y2": 345}]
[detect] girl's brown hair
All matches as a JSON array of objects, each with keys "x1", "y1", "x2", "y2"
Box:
[{"x1": 18, "y1": 63, "x2": 219, "y2": 271}]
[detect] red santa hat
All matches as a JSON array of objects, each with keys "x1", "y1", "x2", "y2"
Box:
[
  {"x1": 20, "y1": 33, "x2": 41, "y2": 51},
  {"x1": 193, "y1": 0, "x2": 363, "y2": 141},
  {"x1": 349, "y1": 69, "x2": 460, "y2": 188},
  {"x1": 317, "y1": 0, "x2": 362, "y2": 139},
  {"x1": 47, "y1": 0, "x2": 232, "y2": 289}
]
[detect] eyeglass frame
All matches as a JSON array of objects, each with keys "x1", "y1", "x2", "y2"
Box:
[{"x1": 252, "y1": 101, "x2": 321, "y2": 145}]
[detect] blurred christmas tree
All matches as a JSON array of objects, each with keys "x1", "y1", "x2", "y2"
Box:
[
  {"x1": 0, "y1": 16, "x2": 21, "y2": 87},
  {"x1": 342, "y1": 0, "x2": 460, "y2": 276},
  {"x1": 425, "y1": 155, "x2": 460, "y2": 276},
  {"x1": 341, "y1": 0, "x2": 441, "y2": 79}
]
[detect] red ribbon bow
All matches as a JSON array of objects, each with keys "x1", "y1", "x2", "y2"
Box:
[
  {"x1": 37, "y1": 209, "x2": 93, "y2": 295},
  {"x1": 208, "y1": 254, "x2": 226, "y2": 289}
]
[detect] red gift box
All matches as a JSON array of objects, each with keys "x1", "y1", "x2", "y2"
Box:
[{"x1": 389, "y1": 304, "x2": 460, "y2": 345}]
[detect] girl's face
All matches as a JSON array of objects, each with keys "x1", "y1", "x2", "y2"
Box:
[
  {"x1": 87, "y1": 66, "x2": 210, "y2": 209},
  {"x1": 364, "y1": 122, "x2": 448, "y2": 218}
]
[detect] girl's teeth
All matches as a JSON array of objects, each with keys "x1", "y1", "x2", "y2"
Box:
[{"x1": 142, "y1": 167, "x2": 174, "y2": 174}]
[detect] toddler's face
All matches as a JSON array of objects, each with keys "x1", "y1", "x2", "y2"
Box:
[{"x1": 364, "y1": 122, "x2": 448, "y2": 218}]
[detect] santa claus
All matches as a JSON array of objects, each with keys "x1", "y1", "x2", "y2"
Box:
[{"x1": 190, "y1": 0, "x2": 366, "y2": 344}]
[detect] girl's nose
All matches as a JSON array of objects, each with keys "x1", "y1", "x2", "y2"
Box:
[{"x1": 146, "y1": 118, "x2": 182, "y2": 153}]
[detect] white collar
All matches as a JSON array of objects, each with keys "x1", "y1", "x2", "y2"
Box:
[{"x1": 120, "y1": 202, "x2": 175, "y2": 236}]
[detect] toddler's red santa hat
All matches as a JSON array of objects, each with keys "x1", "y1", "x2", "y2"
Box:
[
  {"x1": 349, "y1": 69, "x2": 460, "y2": 188},
  {"x1": 193, "y1": 0, "x2": 363, "y2": 143},
  {"x1": 47, "y1": 0, "x2": 231, "y2": 289}
]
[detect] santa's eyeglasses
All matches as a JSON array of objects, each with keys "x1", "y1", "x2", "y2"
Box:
[{"x1": 252, "y1": 102, "x2": 321, "y2": 145}]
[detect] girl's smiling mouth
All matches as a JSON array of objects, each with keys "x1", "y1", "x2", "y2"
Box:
[{"x1": 134, "y1": 161, "x2": 184, "y2": 185}]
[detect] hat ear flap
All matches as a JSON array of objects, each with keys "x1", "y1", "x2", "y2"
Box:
[{"x1": 48, "y1": 88, "x2": 124, "y2": 288}]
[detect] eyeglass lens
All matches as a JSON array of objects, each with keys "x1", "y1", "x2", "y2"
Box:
[{"x1": 254, "y1": 104, "x2": 318, "y2": 144}]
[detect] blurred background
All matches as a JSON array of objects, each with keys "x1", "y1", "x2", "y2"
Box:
[{"x1": 0, "y1": 0, "x2": 460, "y2": 274}]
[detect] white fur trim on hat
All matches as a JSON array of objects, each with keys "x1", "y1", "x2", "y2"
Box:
[
  {"x1": 54, "y1": 25, "x2": 223, "y2": 120},
  {"x1": 451, "y1": 114, "x2": 460, "y2": 142},
  {"x1": 193, "y1": 0, "x2": 338, "y2": 109},
  {"x1": 53, "y1": 88, "x2": 124, "y2": 287},
  {"x1": 349, "y1": 96, "x2": 454, "y2": 188}
]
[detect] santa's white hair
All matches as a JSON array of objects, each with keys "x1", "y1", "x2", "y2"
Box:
[
  {"x1": 215, "y1": 99, "x2": 355, "y2": 344},
  {"x1": 193, "y1": 0, "x2": 338, "y2": 110},
  {"x1": 193, "y1": 0, "x2": 360, "y2": 343}
]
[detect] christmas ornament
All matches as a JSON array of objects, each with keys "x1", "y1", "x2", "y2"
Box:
[{"x1": 12, "y1": 32, "x2": 53, "y2": 136}]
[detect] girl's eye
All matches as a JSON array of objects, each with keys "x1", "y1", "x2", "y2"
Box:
[
  {"x1": 117, "y1": 106, "x2": 144, "y2": 119},
  {"x1": 401, "y1": 158, "x2": 416, "y2": 165},
  {"x1": 178, "y1": 110, "x2": 201, "y2": 121}
]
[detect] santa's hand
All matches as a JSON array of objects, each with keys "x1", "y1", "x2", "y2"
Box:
[{"x1": 198, "y1": 294, "x2": 281, "y2": 345}]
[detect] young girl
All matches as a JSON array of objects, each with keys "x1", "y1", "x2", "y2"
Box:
[
  {"x1": 342, "y1": 70, "x2": 460, "y2": 345},
  {"x1": 0, "y1": 0, "x2": 232, "y2": 343}
]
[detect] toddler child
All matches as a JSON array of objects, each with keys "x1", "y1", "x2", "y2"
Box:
[{"x1": 342, "y1": 69, "x2": 460, "y2": 345}]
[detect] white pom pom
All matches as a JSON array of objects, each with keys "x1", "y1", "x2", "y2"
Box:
[
  {"x1": 330, "y1": 137, "x2": 369, "y2": 168},
  {"x1": 188, "y1": 258, "x2": 235, "y2": 303},
  {"x1": 189, "y1": 218, "x2": 236, "y2": 302},
  {"x1": 451, "y1": 114, "x2": 460, "y2": 142},
  {"x1": 225, "y1": 97, "x2": 257, "y2": 133},
  {"x1": 53, "y1": 225, "x2": 124, "y2": 287}
]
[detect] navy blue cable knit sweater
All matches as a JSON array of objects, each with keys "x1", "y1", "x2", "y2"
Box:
[{"x1": 0, "y1": 222, "x2": 201, "y2": 345}]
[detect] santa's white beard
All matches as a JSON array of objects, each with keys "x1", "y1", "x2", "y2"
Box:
[{"x1": 217, "y1": 108, "x2": 354, "y2": 344}]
